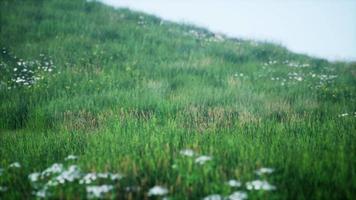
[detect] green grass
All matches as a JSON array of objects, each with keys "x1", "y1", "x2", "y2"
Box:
[{"x1": 1, "y1": 0, "x2": 356, "y2": 199}]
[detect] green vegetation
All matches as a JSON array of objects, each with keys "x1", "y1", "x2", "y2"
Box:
[{"x1": 1, "y1": 0, "x2": 355, "y2": 199}]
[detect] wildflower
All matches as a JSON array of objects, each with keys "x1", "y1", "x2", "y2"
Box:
[
  {"x1": 0, "y1": 186, "x2": 8, "y2": 192},
  {"x1": 79, "y1": 172, "x2": 123, "y2": 185},
  {"x1": 255, "y1": 167, "x2": 274, "y2": 176},
  {"x1": 227, "y1": 179, "x2": 241, "y2": 187},
  {"x1": 46, "y1": 179, "x2": 59, "y2": 187},
  {"x1": 54, "y1": 165, "x2": 81, "y2": 183},
  {"x1": 338, "y1": 113, "x2": 349, "y2": 117},
  {"x1": 203, "y1": 194, "x2": 224, "y2": 200},
  {"x1": 86, "y1": 185, "x2": 114, "y2": 199},
  {"x1": 110, "y1": 173, "x2": 124, "y2": 181},
  {"x1": 13, "y1": 68, "x2": 18, "y2": 71},
  {"x1": 9, "y1": 162, "x2": 21, "y2": 168},
  {"x1": 295, "y1": 77, "x2": 303, "y2": 81},
  {"x1": 246, "y1": 180, "x2": 276, "y2": 191},
  {"x1": 180, "y1": 149, "x2": 195, "y2": 157},
  {"x1": 80, "y1": 173, "x2": 97, "y2": 184},
  {"x1": 228, "y1": 191, "x2": 248, "y2": 200},
  {"x1": 97, "y1": 173, "x2": 109, "y2": 179},
  {"x1": 15, "y1": 77, "x2": 25, "y2": 83},
  {"x1": 42, "y1": 163, "x2": 63, "y2": 177},
  {"x1": 64, "y1": 155, "x2": 78, "y2": 161},
  {"x1": 148, "y1": 185, "x2": 168, "y2": 196},
  {"x1": 33, "y1": 186, "x2": 49, "y2": 198},
  {"x1": 195, "y1": 156, "x2": 212, "y2": 165},
  {"x1": 29, "y1": 172, "x2": 41, "y2": 182}
]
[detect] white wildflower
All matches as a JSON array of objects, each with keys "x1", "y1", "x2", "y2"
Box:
[
  {"x1": 80, "y1": 173, "x2": 97, "y2": 184},
  {"x1": 79, "y1": 172, "x2": 123, "y2": 184},
  {"x1": 46, "y1": 179, "x2": 59, "y2": 187},
  {"x1": 97, "y1": 173, "x2": 109, "y2": 179},
  {"x1": 203, "y1": 194, "x2": 224, "y2": 200},
  {"x1": 42, "y1": 163, "x2": 63, "y2": 177},
  {"x1": 195, "y1": 156, "x2": 212, "y2": 165},
  {"x1": 9, "y1": 162, "x2": 21, "y2": 168},
  {"x1": 295, "y1": 77, "x2": 303, "y2": 81},
  {"x1": 0, "y1": 186, "x2": 8, "y2": 192},
  {"x1": 338, "y1": 113, "x2": 349, "y2": 117},
  {"x1": 246, "y1": 180, "x2": 276, "y2": 191},
  {"x1": 228, "y1": 191, "x2": 248, "y2": 200},
  {"x1": 180, "y1": 149, "x2": 195, "y2": 157},
  {"x1": 110, "y1": 173, "x2": 124, "y2": 181},
  {"x1": 57, "y1": 165, "x2": 81, "y2": 183},
  {"x1": 15, "y1": 77, "x2": 25, "y2": 83},
  {"x1": 29, "y1": 172, "x2": 41, "y2": 182},
  {"x1": 64, "y1": 155, "x2": 78, "y2": 161},
  {"x1": 148, "y1": 185, "x2": 168, "y2": 196},
  {"x1": 255, "y1": 167, "x2": 274, "y2": 176},
  {"x1": 33, "y1": 186, "x2": 49, "y2": 198},
  {"x1": 227, "y1": 179, "x2": 241, "y2": 187},
  {"x1": 86, "y1": 185, "x2": 114, "y2": 199}
]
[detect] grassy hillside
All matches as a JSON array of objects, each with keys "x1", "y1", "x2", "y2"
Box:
[{"x1": 1, "y1": 0, "x2": 356, "y2": 199}]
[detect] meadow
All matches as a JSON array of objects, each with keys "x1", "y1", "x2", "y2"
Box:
[{"x1": 0, "y1": 0, "x2": 356, "y2": 199}]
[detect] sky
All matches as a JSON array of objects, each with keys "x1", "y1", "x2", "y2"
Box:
[{"x1": 99, "y1": 0, "x2": 356, "y2": 61}]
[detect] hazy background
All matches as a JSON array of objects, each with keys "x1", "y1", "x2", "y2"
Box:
[{"x1": 100, "y1": 0, "x2": 356, "y2": 62}]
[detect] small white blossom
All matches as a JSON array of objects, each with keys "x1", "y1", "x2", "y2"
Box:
[
  {"x1": 203, "y1": 194, "x2": 224, "y2": 200},
  {"x1": 9, "y1": 162, "x2": 21, "y2": 168},
  {"x1": 246, "y1": 180, "x2": 276, "y2": 191},
  {"x1": 54, "y1": 165, "x2": 81, "y2": 183},
  {"x1": 64, "y1": 155, "x2": 78, "y2": 161},
  {"x1": 29, "y1": 172, "x2": 41, "y2": 182},
  {"x1": 33, "y1": 186, "x2": 49, "y2": 198},
  {"x1": 255, "y1": 167, "x2": 274, "y2": 176},
  {"x1": 110, "y1": 173, "x2": 124, "y2": 181},
  {"x1": 0, "y1": 186, "x2": 8, "y2": 192},
  {"x1": 338, "y1": 113, "x2": 349, "y2": 117},
  {"x1": 80, "y1": 173, "x2": 97, "y2": 184},
  {"x1": 148, "y1": 185, "x2": 168, "y2": 196},
  {"x1": 42, "y1": 163, "x2": 63, "y2": 177},
  {"x1": 228, "y1": 191, "x2": 248, "y2": 200},
  {"x1": 195, "y1": 156, "x2": 212, "y2": 165},
  {"x1": 295, "y1": 77, "x2": 303, "y2": 81},
  {"x1": 180, "y1": 149, "x2": 195, "y2": 157},
  {"x1": 86, "y1": 185, "x2": 114, "y2": 199},
  {"x1": 227, "y1": 179, "x2": 241, "y2": 187}
]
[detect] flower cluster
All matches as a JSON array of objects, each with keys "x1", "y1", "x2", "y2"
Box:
[{"x1": 0, "y1": 48, "x2": 56, "y2": 90}]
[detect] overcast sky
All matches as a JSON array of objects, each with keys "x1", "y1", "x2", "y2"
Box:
[{"x1": 100, "y1": 0, "x2": 356, "y2": 61}]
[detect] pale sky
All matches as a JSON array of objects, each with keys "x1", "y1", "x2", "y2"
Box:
[{"x1": 100, "y1": 0, "x2": 356, "y2": 61}]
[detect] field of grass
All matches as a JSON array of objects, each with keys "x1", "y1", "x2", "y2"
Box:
[{"x1": 1, "y1": 0, "x2": 356, "y2": 199}]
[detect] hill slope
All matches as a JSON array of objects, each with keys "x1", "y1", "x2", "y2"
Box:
[{"x1": 1, "y1": 0, "x2": 356, "y2": 199}]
